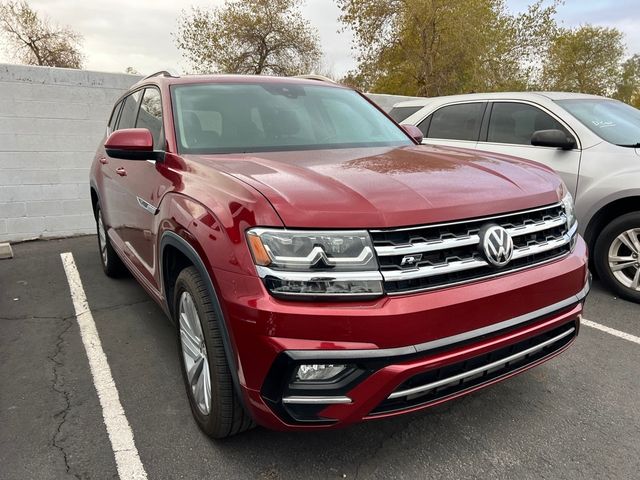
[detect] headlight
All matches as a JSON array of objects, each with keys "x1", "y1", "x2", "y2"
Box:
[
  {"x1": 561, "y1": 191, "x2": 577, "y2": 230},
  {"x1": 246, "y1": 228, "x2": 383, "y2": 299},
  {"x1": 561, "y1": 190, "x2": 578, "y2": 251}
]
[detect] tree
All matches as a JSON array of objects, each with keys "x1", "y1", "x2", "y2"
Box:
[
  {"x1": 336, "y1": 0, "x2": 559, "y2": 96},
  {"x1": 174, "y1": 0, "x2": 321, "y2": 76},
  {"x1": 614, "y1": 54, "x2": 640, "y2": 108},
  {"x1": 541, "y1": 25, "x2": 625, "y2": 95},
  {"x1": 0, "y1": 0, "x2": 83, "y2": 68}
]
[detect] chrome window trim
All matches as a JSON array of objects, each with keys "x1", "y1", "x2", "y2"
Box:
[{"x1": 388, "y1": 326, "x2": 575, "y2": 400}]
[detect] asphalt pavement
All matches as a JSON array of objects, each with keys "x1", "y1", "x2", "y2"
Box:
[{"x1": 1, "y1": 236, "x2": 639, "y2": 480}]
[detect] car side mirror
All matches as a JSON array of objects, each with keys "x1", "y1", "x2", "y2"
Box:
[
  {"x1": 401, "y1": 124, "x2": 424, "y2": 144},
  {"x1": 531, "y1": 129, "x2": 576, "y2": 150},
  {"x1": 105, "y1": 128, "x2": 162, "y2": 160}
]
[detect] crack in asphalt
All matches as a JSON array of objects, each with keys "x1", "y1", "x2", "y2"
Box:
[
  {"x1": 0, "y1": 299, "x2": 154, "y2": 322},
  {"x1": 48, "y1": 317, "x2": 82, "y2": 480}
]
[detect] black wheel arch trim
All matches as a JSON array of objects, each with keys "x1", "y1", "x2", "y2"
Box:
[{"x1": 159, "y1": 230, "x2": 247, "y2": 409}]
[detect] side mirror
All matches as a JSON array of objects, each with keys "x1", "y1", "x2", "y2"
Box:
[
  {"x1": 105, "y1": 128, "x2": 161, "y2": 160},
  {"x1": 401, "y1": 124, "x2": 424, "y2": 144},
  {"x1": 531, "y1": 129, "x2": 576, "y2": 150}
]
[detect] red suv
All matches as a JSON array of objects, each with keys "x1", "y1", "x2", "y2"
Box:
[{"x1": 90, "y1": 72, "x2": 590, "y2": 438}]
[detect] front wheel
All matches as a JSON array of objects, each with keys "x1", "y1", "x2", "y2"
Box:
[
  {"x1": 95, "y1": 204, "x2": 126, "y2": 277},
  {"x1": 174, "y1": 266, "x2": 254, "y2": 438},
  {"x1": 594, "y1": 212, "x2": 640, "y2": 303}
]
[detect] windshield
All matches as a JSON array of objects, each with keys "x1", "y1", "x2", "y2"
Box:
[
  {"x1": 171, "y1": 83, "x2": 412, "y2": 154},
  {"x1": 556, "y1": 98, "x2": 640, "y2": 146}
]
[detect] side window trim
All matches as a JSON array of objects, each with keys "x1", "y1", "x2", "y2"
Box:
[
  {"x1": 478, "y1": 102, "x2": 492, "y2": 142},
  {"x1": 137, "y1": 86, "x2": 165, "y2": 151},
  {"x1": 485, "y1": 100, "x2": 581, "y2": 149},
  {"x1": 113, "y1": 85, "x2": 151, "y2": 131},
  {"x1": 417, "y1": 114, "x2": 432, "y2": 137},
  {"x1": 425, "y1": 101, "x2": 488, "y2": 142},
  {"x1": 108, "y1": 101, "x2": 124, "y2": 134}
]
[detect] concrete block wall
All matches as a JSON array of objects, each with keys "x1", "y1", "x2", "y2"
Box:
[
  {"x1": 0, "y1": 64, "x2": 140, "y2": 243},
  {"x1": 0, "y1": 63, "x2": 421, "y2": 243}
]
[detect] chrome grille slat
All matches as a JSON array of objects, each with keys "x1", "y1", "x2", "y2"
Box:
[
  {"x1": 370, "y1": 203, "x2": 574, "y2": 294},
  {"x1": 380, "y1": 223, "x2": 576, "y2": 282},
  {"x1": 375, "y1": 214, "x2": 567, "y2": 257}
]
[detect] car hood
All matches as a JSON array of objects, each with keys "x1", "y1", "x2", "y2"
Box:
[{"x1": 188, "y1": 145, "x2": 563, "y2": 228}]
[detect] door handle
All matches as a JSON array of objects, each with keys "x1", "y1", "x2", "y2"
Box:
[
  {"x1": 99, "y1": 157, "x2": 108, "y2": 165},
  {"x1": 116, "y1": 167, "x2": 127, "y2": 176}
]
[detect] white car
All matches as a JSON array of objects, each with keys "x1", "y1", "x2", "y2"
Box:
[{"x1": 392, "y1": 92, "x2": 640, "y2": 303}]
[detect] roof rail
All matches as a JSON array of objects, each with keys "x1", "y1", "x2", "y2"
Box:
[
  {"x1": 141, "y1": 69, "x2": 180, "y2": 81},
  {"x1": 294, "y1": 74, "x2": 337, "y2": 84}
]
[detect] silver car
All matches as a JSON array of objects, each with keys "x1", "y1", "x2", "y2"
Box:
[{"x1": 392, "y1": 92, "x2": 640, "y2": 303}]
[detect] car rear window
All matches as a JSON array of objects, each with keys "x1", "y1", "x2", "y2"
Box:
[{"x1": 171, "y1": 83, "x2": 412, "y2": 154}]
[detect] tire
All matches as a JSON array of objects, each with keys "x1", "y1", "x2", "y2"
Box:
[
  {"x1": 593, "y1": 212, "x2": 640, "y2": 303},
  {"x1": 174, "y1": 266, "x2": 254, "y2": 438},
  {"x1": 95, "y1": 204, "x2": 127, "y2": 277}
]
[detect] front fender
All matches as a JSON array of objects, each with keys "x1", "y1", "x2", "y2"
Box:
[{"x1": 579, "y1": 185, "x2": 640, "y2": 237}]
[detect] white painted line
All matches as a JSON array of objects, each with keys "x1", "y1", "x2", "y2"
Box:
[
  {"x1": 582, "y1": 317, "x2": 640, "y2": 345},
  {"x1": 60, "y1": 252, "x2": 147, "y2": 480}
]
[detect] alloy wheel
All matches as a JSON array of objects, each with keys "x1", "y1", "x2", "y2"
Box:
[
  {"x1": 179, "y1": 291, "x2": 212, "y2": 415},
  {"x1": 607, "y1": 228, "x2": 640, "y2": 291}
]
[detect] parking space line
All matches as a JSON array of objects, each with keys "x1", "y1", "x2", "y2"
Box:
[
  {"x1": 60, "y1": 252, "x2": 147, "y2": 480},
  {"x1": 582, "y1": 317, "x2": 640, "y2": 345}
]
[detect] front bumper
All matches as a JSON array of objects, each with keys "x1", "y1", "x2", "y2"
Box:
[{"x1": 215, "y1": 237, "x2": 589, "y2": 430}]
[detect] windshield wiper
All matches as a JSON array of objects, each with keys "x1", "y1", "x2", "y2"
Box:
[{"x1": 617, "y1": 142, "x2": 640, "y2": 148}]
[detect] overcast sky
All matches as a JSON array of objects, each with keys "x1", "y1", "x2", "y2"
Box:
[{"x1": 1, "y1": 0, "x2": 639, "y2": 76}]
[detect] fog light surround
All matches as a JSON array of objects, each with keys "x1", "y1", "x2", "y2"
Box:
[{"x1": 295, "y1": 364, "x2": 350, "y2": 382}]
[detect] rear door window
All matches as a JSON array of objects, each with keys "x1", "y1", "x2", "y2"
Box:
[
  {"x1": 136, "y1": 88, "x2": 164, "y2": 149},
  {"x1": 426, "y1": 103, "x2": 485, "y2": 141},
  {"x1": 116, "y1": 91, "x2": 142, "y2": 130},
  {"x1": 388, "y1": 106, "x2": 423, "y2": 123},
  {"x1": 487, "y1": 102, "x2": 570, "y2": 145}
]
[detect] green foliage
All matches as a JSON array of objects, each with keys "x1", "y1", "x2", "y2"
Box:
[
  {"x1": 174, "y1": 0, "x2": 321, "y2": 76},
  {"x1": 0, "y1": 0, "x2": 83, "y2": 69},
  {"x1": 614, "y1": 54, "x2": 640, "y2": 108},
  {"x1": 336, "y1": 0, "x2": 559, "y2": 96},
  {"x1": 338, "y1": 0, "x2": 640, "y2": 104},
  {"x1": 542, "y1": 25, "x2": 625, "y2": 95}
]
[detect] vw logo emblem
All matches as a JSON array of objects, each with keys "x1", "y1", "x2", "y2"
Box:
[{"x1": 479, "y1": 224, "x2": 514, "y2": 267}]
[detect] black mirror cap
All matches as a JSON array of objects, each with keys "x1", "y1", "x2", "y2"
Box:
[
  {"x1": 531, "y1": 129, "x2": 576, "y2": 150},
  {"x1": 105, "y1": 149, "x2": 165, "y2": 161}
]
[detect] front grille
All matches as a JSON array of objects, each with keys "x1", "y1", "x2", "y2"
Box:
[
  {"x1": 369, "y1": 321, "x2": 576, "y2": 416},
  {"x1": 370, "y1": 203, "x2": 573, "y2": 294}
]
